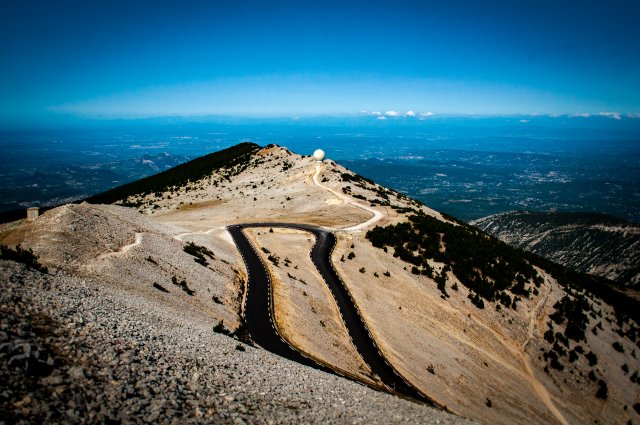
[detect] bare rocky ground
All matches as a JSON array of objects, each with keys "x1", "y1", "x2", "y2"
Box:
[
  {"x1": 0, "y1": 260, "x2": 472, "y2": 424},
  {"x1": 2, "y1": 144, "x2": 639, "y2": 424}
]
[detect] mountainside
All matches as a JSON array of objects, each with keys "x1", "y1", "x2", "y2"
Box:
[
  {"x1": 472, "y1": 211, "x2": 640, "y2": 289},
  {"x1": 2, "y1": 143, "x2": 639, "y2": 425}
]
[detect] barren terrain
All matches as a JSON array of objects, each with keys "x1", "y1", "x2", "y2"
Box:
[{"x1": 2, "y1": 144, "x2": 638, "y2": 424}]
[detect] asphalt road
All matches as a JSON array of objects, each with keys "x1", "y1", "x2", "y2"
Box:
[
  {"x1": 227, "y1": 223, "x2": 428, "y2": 403},
  {"x1": 226, "y1": 224, "x2": 326, "y2": 371}
]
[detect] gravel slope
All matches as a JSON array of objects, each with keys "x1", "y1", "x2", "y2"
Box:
[{"x1": 0, "y1": 260, "x2": 474, "y2": 424}]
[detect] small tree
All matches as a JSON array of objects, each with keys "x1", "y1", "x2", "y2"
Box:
[{"x1": 595, "y1": 379, "x2": 608, "y2": 400}]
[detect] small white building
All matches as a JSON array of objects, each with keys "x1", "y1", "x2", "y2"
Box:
[{"x1": 26, "y1": 207, "x2": 39, "y2": 222}]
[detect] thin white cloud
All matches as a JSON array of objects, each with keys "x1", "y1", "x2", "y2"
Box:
[
  {"x1": 377, "y1": 115, "x2": 387, "y2": 120},
  {"x1": 598, "y1": 112, "x2": 622, "y2": 120},
  {"x1": 405, "y1": 110, "x2": 416, "y2": 116},
  {"x1": 519, "y1": 119, "x2": 529, "y2": 123},
  {"x1": 371, "y1": 111, "x2": 381, "y2": 116},
  {"x1": 420, "y1": 112, "x2": 434, "y2": 117},
  {"x1": 384, "y1": 110, "x2": 399, "y2": 116}
]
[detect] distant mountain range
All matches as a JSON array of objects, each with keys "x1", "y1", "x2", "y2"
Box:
[
  {"x1": 472, "y1": 211, "x2": 640, "y2": 289},
  {"x1": 0, "y1": 151, "x2": 190, "y2": 215}
]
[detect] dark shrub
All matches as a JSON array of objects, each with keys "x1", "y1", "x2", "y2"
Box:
[{"x1": 0, "y1": 244, "x2": 48, "y2": 273}]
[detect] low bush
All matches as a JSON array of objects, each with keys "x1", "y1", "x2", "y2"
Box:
[
  {"x1": 0, "y1": 244, "x2": 48, "y2": 273},
  {"x1": 184, "y1": 242, "x2": 214, "y2": 267},
  {"x1": 153, "y1": 282, "x2": 169, "y2": 293},
  {"x1": 366, "y1": 213, "x2": 540, "y2": 309},
  {"x1": 171, "y1": 275, "x2": 195, "y2": 296},
  {"x1": 213, "y1": 320, "x2": 231, "y2": 336},
  {"x1": 612, "y1": 341, "x2": 624, "y2": 353},
  {"x1": 267, "y1": 254, "x2": 279, "y2": 267},
  {"x1": 586, "y1": 351, "x2": 598, "y2": 366},
  {"x1": 595, "y1": 379, "x2": 608, "y2": 399}
]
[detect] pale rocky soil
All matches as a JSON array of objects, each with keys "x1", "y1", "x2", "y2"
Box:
[
  {"x1": 148, "y1": 146, "x2": 374, "y2": 230},
  {"x1": 332, "y1": 228, "x2": 639, "y2": 423},
  {"x1": 1, "y1": 203, "x2": 242, "y2": 333},
  {"x1": 1, "y1": 260, "x2": 469, "y2": 424},
  {"x1": 333, "y1": 234, "x2": 558, "y2": 424},
  {"x1": 2, "y1": 144, "x2": 639, "y2": 424}
]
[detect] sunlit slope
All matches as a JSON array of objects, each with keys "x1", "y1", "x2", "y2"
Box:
[
  {"x1": 4, "y1": 143, "x2": 637, "y2": 424},
  {"x1": 102, "y1": 142, "x2": 640, "y2": 424}
]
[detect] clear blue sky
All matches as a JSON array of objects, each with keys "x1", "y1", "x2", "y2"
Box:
[{"x1": 1, "y1": 0, "x2": 639, "y2": 124}]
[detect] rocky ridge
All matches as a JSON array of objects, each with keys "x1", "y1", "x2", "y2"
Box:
[{"x1": 472, "y1": 210, "x2": 640, "y2": 288}]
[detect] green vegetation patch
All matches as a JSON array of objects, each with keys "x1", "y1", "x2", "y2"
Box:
[
  {"x1": 153, "y1": 282, "x2": 169, "y2": 293},
  {"x1": 213, "y1": 320, "x2": 231, "y2": 335},
  {"x1": 366, "y1": 213, "x2": 542, "y2": 307},
  {"x1": 367, "y1": 211, "x2": 640, "y2": 378},
  {"x1": 367, "y1": 212, "x2": 640, "y2": 327},
  {"x1": 520, "y1": 250, "x2": 640, "y2": 325},
  {"x1": 171, "y1": 276, "x2": 195, "y2": 296},
  {"x1": 183, "y1": 242, "x2": 215, "y2": 267},
  {"x1": 549, "y1": 294, "x2": 590, "y2": 342},
  {"x1": 340, "y1": 172, "x2": 373, "y2": 186}
]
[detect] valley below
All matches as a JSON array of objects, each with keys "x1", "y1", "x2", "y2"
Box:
[{"x1": 473, "y1": 210, "x2": 640, "y2": 290}]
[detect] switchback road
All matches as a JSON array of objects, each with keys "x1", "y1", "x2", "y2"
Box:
[{"x1": 227, "y1": 223, "x2": 429, "y2": 403}]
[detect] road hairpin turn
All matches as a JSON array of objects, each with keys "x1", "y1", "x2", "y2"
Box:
[{"x1": 227, "y1": 223, "x2": 432, "y2": 404}]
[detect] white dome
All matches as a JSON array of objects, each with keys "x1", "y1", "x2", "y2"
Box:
[{"x1": 313, "y1": 149, "x2": 326, "y2": 161}]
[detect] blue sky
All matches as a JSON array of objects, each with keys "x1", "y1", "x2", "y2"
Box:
[{"x1": 1, "y1": 0, "x2": 639, "y2": 124}]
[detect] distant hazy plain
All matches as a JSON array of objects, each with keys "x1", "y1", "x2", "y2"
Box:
[{"x1": 1, "y1": 117, "x2": 638, "y2": 223}]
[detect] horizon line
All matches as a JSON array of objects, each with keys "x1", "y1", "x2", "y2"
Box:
[
  {"x1": 4, "y1": 111, "x2": 640, "y2": 121},
  {"x1": 2, "y1": 111, "x2": 640, "y2": 130}
]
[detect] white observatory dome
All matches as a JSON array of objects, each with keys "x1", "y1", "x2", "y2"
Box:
[{"x1": 313, "y1": 149, "x2": 326, "y2": 161}]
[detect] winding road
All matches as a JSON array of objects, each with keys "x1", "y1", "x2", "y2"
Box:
[{"x1": 227, "y1": 222, "x2": 429, "y2": 403}]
